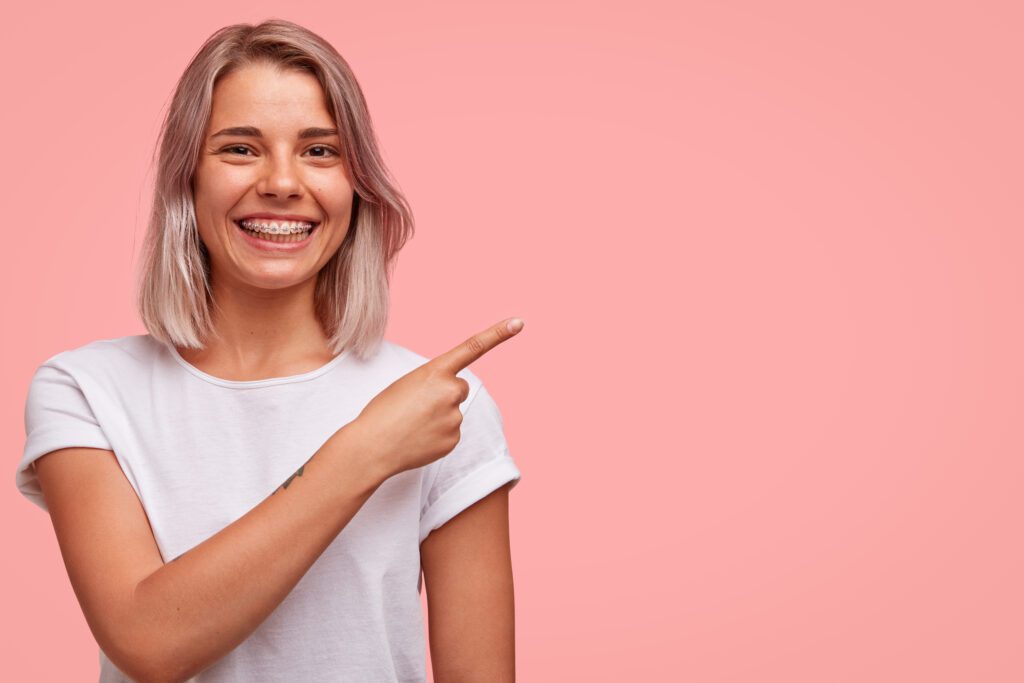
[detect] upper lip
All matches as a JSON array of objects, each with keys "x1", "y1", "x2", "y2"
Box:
[{"x1": 236, "y1": 213, "x2": 320, "y2": 224}]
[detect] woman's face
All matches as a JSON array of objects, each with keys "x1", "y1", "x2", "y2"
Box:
[{"x1": 193, "y1": 62, "x2": 354, "y2": 292}]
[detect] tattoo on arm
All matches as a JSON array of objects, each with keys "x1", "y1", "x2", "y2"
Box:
[
  {"x1": 162, "y1": 454, "x2": 319, "y2": 567},
  {"x1": 274, "y1": 454, "x2": 315, "y2": 495}
]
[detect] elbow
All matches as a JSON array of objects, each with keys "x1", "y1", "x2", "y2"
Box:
[
  {"x1": 103, "y1": 612, "x2": 192, "y2": 683},
  {"x1": 137, "y1": 664, "x2": 183, "y2": 683},
  {"x1": 119, "y1": 636, "x2": 197, "y2": 683},
  {"x1": 114, "y1": 650, "x2": 192, "y2": 683},
  {"x1": 105, "y1": 580, "x2": 199, "y2": 683},
  {"x1": 141, "y1": 667, "x2": 193, "y2": 683},
  {"x1": 103, "y1": 640, "x2": 182, "y2": 683}
]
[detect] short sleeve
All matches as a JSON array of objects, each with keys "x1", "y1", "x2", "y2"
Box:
[
  {"x1": 16, "y1": 363, "x2": 113, "y2": 513},
  {"x1": 418, "y1": 382, "x2": 522, "y2": 544}
]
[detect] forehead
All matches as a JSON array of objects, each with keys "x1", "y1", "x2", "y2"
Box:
[{"x1": 209, "y1": 63, "x2": 334, "y2": 128}]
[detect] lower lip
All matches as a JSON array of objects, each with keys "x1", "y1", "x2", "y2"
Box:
[{"x1": 234, "y1": 222, "x2": 320, "y2": 252}]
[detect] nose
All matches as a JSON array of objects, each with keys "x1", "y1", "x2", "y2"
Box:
[{"x1": 255, "y1": 155, "x2": 303, "y2": 199}]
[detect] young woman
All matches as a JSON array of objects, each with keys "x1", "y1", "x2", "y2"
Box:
[{"x1": 16, "y1": 19, "x2": 523, "y2": 682}]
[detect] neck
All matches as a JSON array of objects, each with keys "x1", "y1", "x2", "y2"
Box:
[{"x1": 177, "y1": 274, "x2": 338, "y2": 381}]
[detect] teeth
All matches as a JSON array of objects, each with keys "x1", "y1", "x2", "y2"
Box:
[{"x1": 239, "y1": 219, "x2": 315, "y2": 234}]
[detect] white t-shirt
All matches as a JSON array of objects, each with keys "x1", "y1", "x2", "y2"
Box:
[{"x1": 15, "y1": 334, "x2": 522, "y2": 682}]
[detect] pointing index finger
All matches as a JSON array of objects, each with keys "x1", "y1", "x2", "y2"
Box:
[{"x1": 432, "y1": 318, "x2": 525, "y2": 375}]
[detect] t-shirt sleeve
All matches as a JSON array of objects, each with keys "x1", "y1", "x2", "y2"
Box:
[
  {"x1": 419, "y1": 381, "x2": 522, "y2": 544},
  {"x1": 16, "y1": 362, "x2": 114, "y2": 513}
]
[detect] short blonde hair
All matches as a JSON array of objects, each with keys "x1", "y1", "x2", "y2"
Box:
[{"x1": 136, "y1": 19, "x2": 414, "y2": 362}]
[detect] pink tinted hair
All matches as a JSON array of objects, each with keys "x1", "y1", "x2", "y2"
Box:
[{"x1": 136, "y1": 19, "x2": 414, "y2": 361}]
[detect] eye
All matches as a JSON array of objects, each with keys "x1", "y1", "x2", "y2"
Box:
[
  {"x1": 306, "y1": 145, "x2": 339, "y2": 158},
  {"x1": 216, "y1": 144, "x2": 339, "y2": 158}
]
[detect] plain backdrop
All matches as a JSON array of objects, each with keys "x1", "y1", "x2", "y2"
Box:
[{"x1": 2, "y1": 1, "x2": 1022, "y2": 681}]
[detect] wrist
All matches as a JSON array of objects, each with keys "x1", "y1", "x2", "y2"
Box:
[{"x1": 332, "y1": 420, "x2": 392, "y2": 491}]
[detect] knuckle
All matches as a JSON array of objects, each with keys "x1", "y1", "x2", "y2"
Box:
[
  {"x1": 446, "y1": 408, "x2": 462, "y2": 428},
  {"x1": 427, "y1": 366, "x2": 450, "y2": 386},
  {"x1": 465, "y1": 335, "x2": 486, "y2": 356}
]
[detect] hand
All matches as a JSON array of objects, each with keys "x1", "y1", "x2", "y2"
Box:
[{"x1": 348, "y1": 318, "x2": 525, "y2": 480}]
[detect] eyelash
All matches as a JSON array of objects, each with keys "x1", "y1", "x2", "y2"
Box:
[{"x1": 220, "y1": 145, "x2": 339, "y2": 158}]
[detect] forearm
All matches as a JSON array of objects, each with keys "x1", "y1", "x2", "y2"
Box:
[{"x1": 128, "y1": 423, "x2": 386, "y2": 683}]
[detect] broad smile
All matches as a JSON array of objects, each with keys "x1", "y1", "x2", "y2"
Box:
[{"x1": 232, "y1": 219, "x2": 321, "y2": 252}]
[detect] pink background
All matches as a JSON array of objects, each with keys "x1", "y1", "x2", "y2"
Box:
[{"x1": 3, "y1": 1, "x2": 1022, "y2": 680}]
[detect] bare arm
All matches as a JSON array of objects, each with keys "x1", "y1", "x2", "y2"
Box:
[
  {"x1": 35, "y1": 422, "x2": 387, "y2": 683},
  {"x1": 34, "y1": 318, "x2": 523, "y2": 683},
  {"x1": 420, "y1": 482, "x2": 516, "y2": 682}
]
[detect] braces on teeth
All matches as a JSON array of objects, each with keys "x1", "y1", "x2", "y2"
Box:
[{"x1": 240, "y1": 221, "x2": 314, "y2": 235}]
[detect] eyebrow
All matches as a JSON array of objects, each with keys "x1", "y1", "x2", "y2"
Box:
[{"x1": 209, "y1": 126, "x2": 340, "y2": 140}]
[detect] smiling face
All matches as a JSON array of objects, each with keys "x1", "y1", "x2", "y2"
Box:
[{"x1": 193, "y1": 61, "x2": 355, "y2": 292}]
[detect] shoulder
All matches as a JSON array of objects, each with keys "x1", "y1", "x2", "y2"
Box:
[
  {"x1": 371, "y1": 338, "x2": 433, "y2": 369},
  {"x1": 33, "y1": 334, "x2": 165, "y2": 386}
]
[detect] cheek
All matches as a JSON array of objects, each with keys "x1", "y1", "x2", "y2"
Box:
[
  {"x1": 313, "y1": 182, "x2": 355, "y2": 219},
  {"x1": 196, "y1": 161, "x2": 250, "y2": 200}
]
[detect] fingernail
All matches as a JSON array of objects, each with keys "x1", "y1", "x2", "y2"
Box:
[{"x1": 507, "y1": 318, "x2": 524, "y2": 333}]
